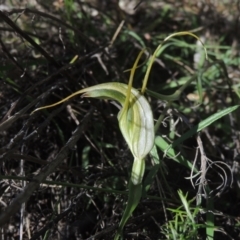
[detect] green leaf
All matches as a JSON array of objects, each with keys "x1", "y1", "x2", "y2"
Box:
[
  {"x1": 155, "y1": 136, "x2": 197, "y2": 172},
  {"x1": 172, "y1": 105, "x2": 239, "y2": 148}
]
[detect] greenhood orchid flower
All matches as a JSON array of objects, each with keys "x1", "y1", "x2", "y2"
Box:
[{"x1": 32, "y1": 82, "x2": 155, "y2": 185}]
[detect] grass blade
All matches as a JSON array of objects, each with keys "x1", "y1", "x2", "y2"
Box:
[{"x1": 172, "y1": 105, "x2": 239, "y2": 148}]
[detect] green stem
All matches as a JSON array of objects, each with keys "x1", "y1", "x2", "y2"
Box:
[{"x1": 114, "y1": 181, "x2": 142, "y2": 240}]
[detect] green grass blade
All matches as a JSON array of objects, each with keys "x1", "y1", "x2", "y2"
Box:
[
  {"x1": 155, "y1": 136, "x2": 197, "y2": 172},
  {"x1": 178, "y1": 190, "x2": 194, "y2": 223},
  {"x1": 172, "y1": 105, "x2": 239, "y2": 148},
  {"x1": 205, "y1": 187, "x2": 215, "y2": 240},
  {"x1": 125, "y1": 30, "x2": 146, "y2": 47}
]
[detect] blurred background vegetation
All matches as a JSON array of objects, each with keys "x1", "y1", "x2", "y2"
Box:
[{"x1": 0, "y1": 0, "x2": 240, "y2": 239}]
